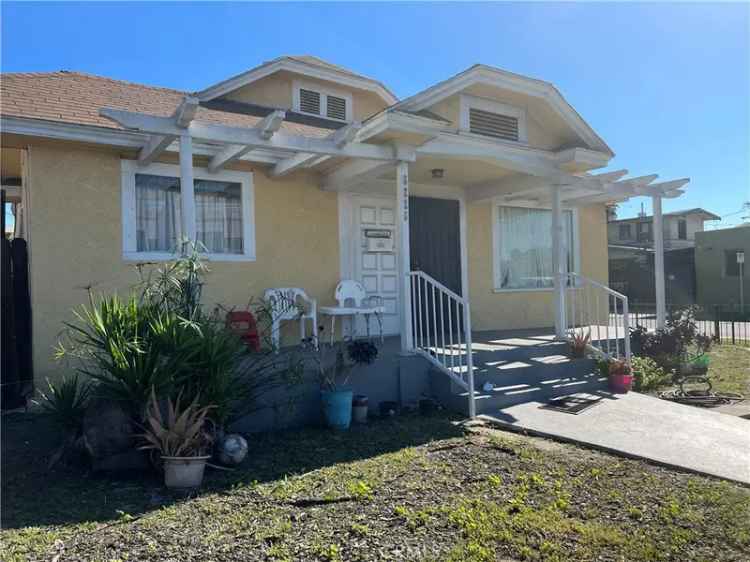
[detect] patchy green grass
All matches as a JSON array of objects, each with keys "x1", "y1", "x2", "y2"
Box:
[
  {"x1": 705, "y1": 345, "x2": 750, "y2": 396},
  {"x1": 643, "y1": 344, "x2": 750, "y2": 399},
  {"x1": 2, "y1": 412, "x2": 749, "y2": 561}
]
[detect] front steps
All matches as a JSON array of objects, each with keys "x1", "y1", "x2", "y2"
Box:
[{"x1": 430, "y1": 340, "x2": 608, "y2": 416}]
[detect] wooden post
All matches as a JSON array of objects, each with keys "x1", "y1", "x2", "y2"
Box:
[
  {"x1": 179, "y1": 134, "x2": 196, "y2": 249},
  {"x1": 653, "y1": 195, "x2": 666, "y2": 329},
  {"x1": 551, "y1": 185, "x2": 566, "y2": 337},
  {"x1": 397, "y1": 160, "x2": 413, "y2": 351}
]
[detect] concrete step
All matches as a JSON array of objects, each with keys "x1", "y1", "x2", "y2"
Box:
[{"x1": 431, "y1": 356, "x2": 609, "y2": 416}]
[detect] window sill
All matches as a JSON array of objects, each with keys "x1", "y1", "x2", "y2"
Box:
[
  {"x1": 492, "y1": 287, "x2": 554, "y2": 294},
  {"x1": 123, "y1": 252, "x2": 256, "y2": 263}
]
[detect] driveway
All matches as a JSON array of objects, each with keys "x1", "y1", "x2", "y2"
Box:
[{"x1": 482, "y1": 391, "x2": 750, "y2": 485}]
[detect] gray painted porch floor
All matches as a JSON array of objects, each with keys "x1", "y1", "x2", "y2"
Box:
[{"x1": 431, "y1": 329, "x2": 750, "y2": 485}]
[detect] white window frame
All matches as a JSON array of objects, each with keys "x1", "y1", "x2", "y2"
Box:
[
  {"x1": 292, "y1": 79, "x2": 353, "y2": 123},
  {"x1": 491, "y1": 200, "x2": 580, "y2": 293},
  {"x1": 459, "y1": 94, "x2": 528, "y2": 144},
  {"x1": 121, "y1": 160, "x2": 256, "y2": 262}
]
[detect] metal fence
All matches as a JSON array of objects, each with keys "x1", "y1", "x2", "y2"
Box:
[{"x1": 623, "y1": 302, "x2": 750, "y2": 346}]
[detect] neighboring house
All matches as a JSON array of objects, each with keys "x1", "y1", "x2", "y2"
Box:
[
  {"x1": 607, "y1": 208, "x2": 719, "y2": 306},
  {"x1": 0, "y1": 55, "x2": 690, "y2": 424},
  {"x1": 695, "y1": 225, "x2": 750, "y2": 311}
]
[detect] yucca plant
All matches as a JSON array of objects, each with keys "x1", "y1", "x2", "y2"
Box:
[
  {"x1": 34, "y1": 374, "x2": 92, "y2": 433},
  {"x1": 139, "y1": 389, "x2": 214, "y2": 458}
]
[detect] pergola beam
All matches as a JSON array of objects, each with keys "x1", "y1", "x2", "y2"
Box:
[
  {"x1": 137, "y1": 97, "x2": 200, "y2": 166},
  {"x1": 207, "y1": 110, "x2": 286, "y2": 172},
  {"x1": 100, "y1": 108, "x2": 401, "y2": 162},
  {"x1": 138, "y1": 134, "x2": 176, "y2": 166},
  {"x1": 272, "y1": 121, "x2": 362, "y2": 177}
]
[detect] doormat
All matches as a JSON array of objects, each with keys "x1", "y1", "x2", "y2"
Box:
[{"x1": 541, "y1": 394, "x2": 603, "y2": 415}]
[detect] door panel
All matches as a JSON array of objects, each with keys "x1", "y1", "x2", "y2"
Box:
[
  {"x1": 409, "y1": 197, "x2": 461, "y2": 295},
  {"x1": 353, "y1": 198, "x2": 400, "y2": 336}
]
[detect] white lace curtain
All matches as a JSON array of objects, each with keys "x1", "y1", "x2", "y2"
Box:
[
  {"x1": 136, "y1": 174, "x2": 181, "y2": 253},
  {"x1": 497, "y1": 206, "x2": 573, "y2": 289},
  {"x1": 135, "y1": 174, "x2": 243, "y2": 254}
]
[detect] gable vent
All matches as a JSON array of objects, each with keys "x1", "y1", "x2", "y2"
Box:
[
  {"x1": 299, "y1": 88, "x2": 321, "y2": 115},
  {"x1": 326, "y1": 95, "x2": 347, "y2": 121},
  {"x1": 469, "y1": 108, "x2": 519, "y2": 141}
]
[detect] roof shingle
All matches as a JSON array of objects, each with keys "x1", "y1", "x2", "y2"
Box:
[{"x1": 0, "y1": 70, "x2": 330, "y2": 138}]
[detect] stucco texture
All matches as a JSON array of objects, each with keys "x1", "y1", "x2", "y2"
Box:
[
  {"x1": 26, "y1": 142, "x2": 340, "y2": 383},
  {"x1": 466, "y1": 201, "x2": 609, "y2": 331}
]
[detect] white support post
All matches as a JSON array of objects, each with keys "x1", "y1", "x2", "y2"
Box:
[
  {"x1": 397, "y1": 160, "x2": 414, "y2": 351},
  {"x1": 653, "y1": 195, "x2": 666, "y2": 329},
  {"x1": 179, "y1": 134, "x2": 196, "y2": 248},
  {"x1": 551, "y1": 184, "x2": 567, "y2": 337}
]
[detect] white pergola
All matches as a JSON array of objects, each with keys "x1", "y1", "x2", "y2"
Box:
[{"x1": 100, "y1": 98, "x2": 687, "y2": 347}]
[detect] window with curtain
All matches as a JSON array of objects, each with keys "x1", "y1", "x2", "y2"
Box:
[
  {"x1": 131, "y1": 167, "x2": 249, "y2": 258},
  {"x1": 135, "y1": 173, "x2": 182, "y2": 253},
  {"x1": 194, "y1": 179, "x2": 243, "y2": 254},
  {"x1": 496, "y1": 206, "x2": 574, "y2": 290}
]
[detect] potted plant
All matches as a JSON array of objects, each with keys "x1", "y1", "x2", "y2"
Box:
[
  {"x1": 140, "y1": 389, "x2": 215, "y2": 489},
  {"x1": 608, "y1": 359, "x2": 634, "y2": 393},
  {"x1": 306, "y1": 337, "x2": 378, "y2": 430},
  {"x1": 569, "y1": 330, "x2": 591, "y2": 359}
]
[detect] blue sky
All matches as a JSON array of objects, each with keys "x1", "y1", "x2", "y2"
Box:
[{"x1": 2, "y1": 2, "x2": 749, "y2": 226}]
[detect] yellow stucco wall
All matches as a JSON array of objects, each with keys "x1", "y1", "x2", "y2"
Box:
[
  {"x1": 223, "y1": 71, "x2": 388, "y2": 122},
  {"x1": 22, "y1": 139, "x2": 609, "y2": 384},
  {"x1": 466, "y1": 201, "x2": 609, "y2": 331},
  {"x1": 26, "y1": 142, "x2": 340, "y2": 383}
]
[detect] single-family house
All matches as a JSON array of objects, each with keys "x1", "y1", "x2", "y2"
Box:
[{"x1": 0, "y1": 55, "x2": 690, "y2": 423}]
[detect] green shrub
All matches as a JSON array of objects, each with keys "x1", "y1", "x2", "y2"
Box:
[
  {"x1": 631, "y1": 356, "x2": 670, "y2": 391},
  {"x1": 57, "y1": 249, "x2": 304, "y2": 427},
  {"x1": 34, "y1": 374, "x2": 92, "y2": 433}
]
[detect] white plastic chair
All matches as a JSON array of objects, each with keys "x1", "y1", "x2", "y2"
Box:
[
  {"x1": 319, "y1": 280, "x2": 385, "y2": 343},
  {"x1": 263, "y1": 287, "x2": 318, "y2": 350}
]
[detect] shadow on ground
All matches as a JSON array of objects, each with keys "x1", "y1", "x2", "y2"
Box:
[{"x1": 1, "y1": 409, "x2": 464, "y2": 529}]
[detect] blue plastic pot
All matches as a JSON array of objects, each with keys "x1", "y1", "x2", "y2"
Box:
[{"x1": 321, "y1": 390, "x2": 353, "y2": 430}]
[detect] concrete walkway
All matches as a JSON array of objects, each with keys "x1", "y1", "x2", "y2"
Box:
[{"x1": 482, "y1": 392, "x2": 750, "y2": 485}]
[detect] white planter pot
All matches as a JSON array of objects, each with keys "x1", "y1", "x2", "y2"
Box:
[{"x1": 162, "y1": 455, "x2": 211, "y2": 489}]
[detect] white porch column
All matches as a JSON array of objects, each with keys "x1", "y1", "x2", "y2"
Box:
[
  {"x1": 653, "y1": 195, "x2": 666, "y2": 329},
  {"x1": 397, "y1": 160, "x2": 414, "y2": 351},
  {"x1": 551, "y1": 184, "x2": 567, "y2": 337},
  {"x1": 179, "y1": 134, "x2": 197, "y2": 248}
]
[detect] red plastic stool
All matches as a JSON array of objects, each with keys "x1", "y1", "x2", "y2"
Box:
[{"x1": 225, "y1": 311, "x2": 261, "y2": 352}]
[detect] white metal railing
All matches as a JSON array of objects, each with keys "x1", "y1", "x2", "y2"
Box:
[
  {"x1": 408, "y1": 270, "x2": 476, "y2": 417},
  {"x1": 565, "y1": 272, "x2": 631, "y2": 365}
]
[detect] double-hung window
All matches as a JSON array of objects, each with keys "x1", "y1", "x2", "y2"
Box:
[
  {"x1": 121, "y1": 161, "x2": 255, "y2": 261},
  {"x1": 493, "y1": 205, "x2": 576, "y2": 291}
]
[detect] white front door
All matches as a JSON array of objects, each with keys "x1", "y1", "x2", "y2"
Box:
[{"x1": 352, "y1": 197, "x2": 400, "y2": 336}]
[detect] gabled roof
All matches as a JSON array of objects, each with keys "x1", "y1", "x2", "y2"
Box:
[
  {"x1": 0, "y1": 70, "x2": 331, "y2": 138},
  {"x1": 195, "y1": 55, "x2": 398, "y2": 106},
  {"x1": 610, "y1": 208, "x2": 720, "y2": 223},
  {"x1": 396, "y1": 64, "x2": 614, "y2": 157},
  {"x1": 664, "y1": 208, "x2": 721, "y2": 221}
]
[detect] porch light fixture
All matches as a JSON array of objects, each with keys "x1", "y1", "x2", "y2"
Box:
[{"x1": 431, "y1": 168, "x2": 445, "y2": 179}]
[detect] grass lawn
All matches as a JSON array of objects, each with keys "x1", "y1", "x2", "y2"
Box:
[
  {"x1": 643, "y1": 344, "x2": 750, "y2": 399},
  {"x1": 2, "y1": 411, "x2": 749, "y2": 562}
]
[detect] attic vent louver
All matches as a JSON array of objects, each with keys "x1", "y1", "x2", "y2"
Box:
[
  {"x1": 299, "y1": 89, "x2": 321, "y2": 115},
  {"x1": 469, "y1": 108, "x2": 519, "y2": 141},
  {"x1": 326, "y1": 95, "x2": 347, "y2": 121}
]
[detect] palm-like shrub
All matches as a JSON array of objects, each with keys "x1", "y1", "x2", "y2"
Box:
[{"x1": 34, "y1": 374, "x2": 92, "y2": 433}]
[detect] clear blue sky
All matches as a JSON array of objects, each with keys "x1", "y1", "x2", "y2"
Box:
[{"x1": 2, "y1": 2, "x2": 749, "y2": 225}]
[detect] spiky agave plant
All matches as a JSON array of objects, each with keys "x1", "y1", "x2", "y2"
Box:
[{"x1": 139, "y1": 388, "x2": 215, "y2": 458}]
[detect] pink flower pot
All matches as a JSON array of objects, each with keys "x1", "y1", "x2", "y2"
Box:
[{"x1": 609, "y1": 373, "x2": 633, "y2": 394}]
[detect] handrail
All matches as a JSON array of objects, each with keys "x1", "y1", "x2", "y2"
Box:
[
  {"x1": 565, "y1": 272, "x2": 631, "y2": 366},
  {"x1": 408, "y1": 270, "x2": 476, "y2": 418}
]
